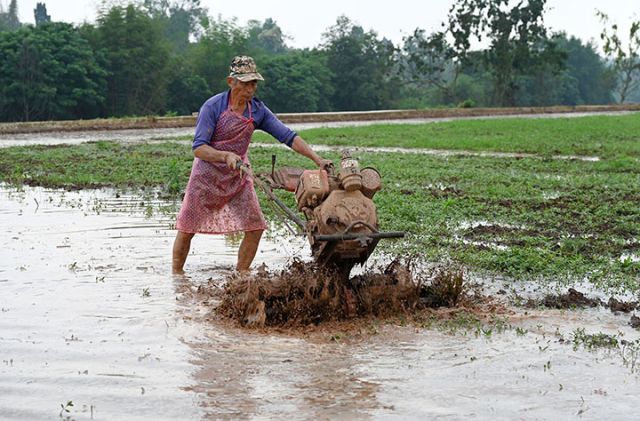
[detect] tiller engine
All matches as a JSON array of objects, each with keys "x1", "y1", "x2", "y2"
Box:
[{"x1": 243, "y1": 150, "x2": 404, "y2": 274}]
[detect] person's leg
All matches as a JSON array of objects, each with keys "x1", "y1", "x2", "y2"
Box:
[
  {"x1": 236, "y1": 229, "x2": 264, "y2": 272},
  {"x1": 172, "y1": 231, "x2": 195, "y2": 274}
]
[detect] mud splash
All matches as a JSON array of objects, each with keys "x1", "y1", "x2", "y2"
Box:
[{"x1": 195, "y1": 259, "x2": 494, "y2": 329}]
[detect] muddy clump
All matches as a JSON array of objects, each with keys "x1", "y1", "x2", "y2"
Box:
[
  {"x1": 608, "y1": 297, "x2": 638, "y2": 313},
  {"x1": 215, "y1": 259, "x2": 468, "y2": 328},
  {"x1": 527, "y1": 288, "x2": 602, "y2": 309},
  {"x1": 526, "y1": 289, "x2": 640, "y2": 315}
]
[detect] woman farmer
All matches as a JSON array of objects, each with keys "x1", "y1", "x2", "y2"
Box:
[{"x1": 172, "y1": 56, "x2": 331, "y2": 274}]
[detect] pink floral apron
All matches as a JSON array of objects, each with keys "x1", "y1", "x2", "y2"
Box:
[{"x1": 176, "y1": 101, "x2": 267, "y2": 234}]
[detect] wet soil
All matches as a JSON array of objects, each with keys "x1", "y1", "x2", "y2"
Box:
[
  {"x1": 530, "y1": 288, "x2": 603, "y2": 309},
  {"x1": 204, "y1": 260, "x2": 471, "y2": 328},
  {"x1": 609, "y1": 297, "x2": 639, "y2": 313},
  {"x1": 2, "y1": 185, "x2": 640, "y2": 420},
  {"x1": 525, "y1": 288, "x2": 640, "y2": 317}
]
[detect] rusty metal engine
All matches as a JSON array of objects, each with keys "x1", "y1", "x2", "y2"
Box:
[{"x1": 250, "y1": 150, "x2": 404, "y2": 274}]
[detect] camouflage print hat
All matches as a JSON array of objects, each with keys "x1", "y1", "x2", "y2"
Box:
[{"x1": 229, "y1": 56, "x2": 264, "y2": 82}]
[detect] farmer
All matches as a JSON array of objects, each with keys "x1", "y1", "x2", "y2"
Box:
[{"x1": 172, "y1": 56, "x2": 331, "y2": 274}]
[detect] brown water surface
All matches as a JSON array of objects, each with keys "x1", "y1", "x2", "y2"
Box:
[{"x1": 1, "y1": 185, "x2": 639, "y2": 420}]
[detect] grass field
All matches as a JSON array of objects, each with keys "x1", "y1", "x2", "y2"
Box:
[{"x1": 1, "y1": 114, "x2": 639, "y2": 292}]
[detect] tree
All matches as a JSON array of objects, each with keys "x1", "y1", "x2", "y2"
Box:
[
  {"x1": 443, "y1": 0, "x2": 563, "y2": 106},
  {"x1": 597, "y1": 10, "x2": 640, "y2": 104},
  {"x1": 141, "y1": 0, "x2": 207, "y2": 51},
  {"x1": 34, "y1": 3, "x2": 51, "y2": 26},
  {"x1": 322, "y1": 16, "x2": 399, "y2": 111},
  {"x1": 92, "y1": 4, "x2": 171, "y2": 116},
  {"x1": 188, "y1": 15, "x2": 249, "y2": 93},
  {"x1": 247, "y1": 18, "x2": 288, "y2": 55},
  {"x1": 258, "y1": 50, "x2": 333, "y2": 112},
  {"x1": 400, "y1": 29, "x2": 463, "y2": 104},
  {"x1": 0, "y1": 23, "x2": 106, "y2": 121},
  {"x1": 166, "y1": 58, "x2": 210, "y2": 115},
  {"x1": 0, "y1": 0, "x2": 21, "y2": 31},
  {"x1": 556, "y1": 33, "x2": 614, "y2": 104},
  {"x1": 0, "y1": 7, "x2": 5, "y2": 32},
  {"x1": 627, "y1": 83, "x2": 640, "y2": 103}
]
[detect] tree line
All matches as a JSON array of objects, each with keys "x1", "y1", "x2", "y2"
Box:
[{"x1": 0, "y1": 0, "x2": 638, "y2": 122}]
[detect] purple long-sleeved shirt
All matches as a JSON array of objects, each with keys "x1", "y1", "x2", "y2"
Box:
[{"x1": 192, "y1": 90, "x2": 297, "y2": 150}]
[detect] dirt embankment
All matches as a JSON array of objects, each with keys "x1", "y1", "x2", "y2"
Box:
[{"x1": 2, "y1": 104, "x2": 639, "y2": 135}]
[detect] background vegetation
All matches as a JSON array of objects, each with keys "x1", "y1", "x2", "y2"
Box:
[{"x1": 0, "y1": 0, "x2": 639, "y2": 122}]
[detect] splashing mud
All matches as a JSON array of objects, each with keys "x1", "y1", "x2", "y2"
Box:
[
  {"x1": 194, "y1": 259, "x2": 496, "y2": 329},
  {"x1": 217, "y1": 260, "x2": 419, "y2": 327}
]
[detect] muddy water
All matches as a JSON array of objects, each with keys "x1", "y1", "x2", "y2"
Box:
[{"x1": 2, "y1": 186, "x2": 640, "y2": 420}]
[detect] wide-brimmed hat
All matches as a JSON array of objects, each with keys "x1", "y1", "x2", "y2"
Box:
[{"x1": 229, "y1": 56, "x2": 264, "y2": 82}]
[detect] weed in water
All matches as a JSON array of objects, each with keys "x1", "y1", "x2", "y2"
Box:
[
  {"x1": 480, "y1": 327, "x2": 493, "y2": 337},
  {"x1": 164, "y1": 158, "x2": 183, "y2": 196},
  {"x1": 572, "y1": 328, "x2": 619, "y2": 351},
  {"x1": 488, "y1": 315, "x2": 511, "y2": 333},
  {"x1": 59, "y1": 400, "x2": 73, "y2": 416},
  {"x1": 439, "y1": 311, "x2": 482, "y2": 334},
  {"x1": 144, "y1": 203, "x2": 153, "y2": 218}
]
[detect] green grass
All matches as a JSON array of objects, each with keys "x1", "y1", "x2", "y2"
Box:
[
  {"x1": 255, "y1": 113, "x2": 640, "y2": 158},
  {"x1": 1, "y1": 114, "x2": 639, "y2": 292},
  {"x1": 0, "y1": 140, "x2": 189, "y2": 191}
]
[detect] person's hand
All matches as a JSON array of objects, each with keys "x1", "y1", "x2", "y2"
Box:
[
  {"x1": 318, "y1": 159, "x2": 333, "y2": 172},
  {"x1": 225, "y1": 152, "x2": 242, "y2": 169}
]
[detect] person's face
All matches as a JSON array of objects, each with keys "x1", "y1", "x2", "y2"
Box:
[{"x1": 228, "y1": 77, "x2": 258, "y2": 101}]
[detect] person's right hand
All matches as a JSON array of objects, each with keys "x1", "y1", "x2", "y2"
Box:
[
  {"x1": 318, "y1": 159, "x2": 334, "y2": 175},
  {"x1": 225, "y1": 152, "x2": 242, "y2": 169}
]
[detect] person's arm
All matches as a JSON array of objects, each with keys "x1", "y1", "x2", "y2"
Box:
[
  {"x1": 256, "y1": 102, "x2": 332, "y2": 168},
  {"x1": 290, "y1": 136, "x2": 332, "y2": 169},
  {"x1": 194, "y1": 145, "x2": 241, "y2": 169}
]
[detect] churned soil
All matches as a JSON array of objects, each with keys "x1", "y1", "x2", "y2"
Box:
[
  {"x1": 193, "y1": 259, "x2": 505, "y2": 329},
  {"x1": 525, "y1": 288, "x2": 640, "y2": 317}
]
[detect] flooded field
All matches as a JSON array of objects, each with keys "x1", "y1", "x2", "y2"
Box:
[{"x1": 2, "y1": 185, "x2": 640, "y2": 420}]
